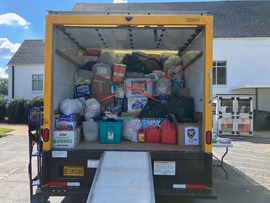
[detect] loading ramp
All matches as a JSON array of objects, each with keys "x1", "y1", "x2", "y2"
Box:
[{"x1": 87, "y1": 151, "x2": 155, "y2": 203}]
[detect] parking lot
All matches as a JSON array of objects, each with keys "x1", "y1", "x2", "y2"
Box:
[{"x1": 0, "y1": 125, "x2": 270, "y2": 203}]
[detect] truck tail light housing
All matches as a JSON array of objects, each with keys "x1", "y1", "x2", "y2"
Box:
[
  {"x1": 206, "y1": 131, "x2": 212, "y2": 145},
  {"x1": 43, "y1": 128, "x2": 50, "y2": 142}
]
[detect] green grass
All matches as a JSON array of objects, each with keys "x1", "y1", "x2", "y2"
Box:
[{"x1": 0, "y1": 128, "x2": 14, "y2": 137}]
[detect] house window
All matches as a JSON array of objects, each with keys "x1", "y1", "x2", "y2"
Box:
[
  {"x1": 213, "y1": 61, "x2": 227, "y2": 85},
  {"x1": 32, "y1": 74, "x2": 43, "y2": 91}
]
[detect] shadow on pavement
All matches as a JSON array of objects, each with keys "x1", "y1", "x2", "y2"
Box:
[{"x1": 194, "y1": 160, "x2": 270, "y2": 203}]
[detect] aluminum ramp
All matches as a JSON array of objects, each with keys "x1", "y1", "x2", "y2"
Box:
[{"x1": 87, "y1": 151, "x2": 155, "y2": 203}]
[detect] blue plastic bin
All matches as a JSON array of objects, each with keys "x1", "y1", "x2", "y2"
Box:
[{"x1": 99, "y1": 121, "x2": 123, "y2": 144}]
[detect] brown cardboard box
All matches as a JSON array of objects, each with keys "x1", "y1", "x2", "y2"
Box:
[
  {"x1": 171, "y1": 113, "x2": 202, "y2": 147},
  {"x1": 177, "y1": 88, "x2": 190, "y2": 98},
  {"x1": 92, "y1": 82, "x2": 111, "y2": 95}
]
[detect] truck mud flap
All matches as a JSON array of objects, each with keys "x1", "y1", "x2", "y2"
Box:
[{"x1": 155, "y1": 188, "x2": 217, "y2": 199}]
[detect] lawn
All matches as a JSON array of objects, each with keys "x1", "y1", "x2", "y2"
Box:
[{"x1": 0, "y1": 127, "x2": 14, "y2": 137}]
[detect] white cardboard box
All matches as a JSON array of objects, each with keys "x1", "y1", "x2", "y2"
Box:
[
  {"x1": 53, "y1": 127, "x2": 81, "y2": 148},
  {"x1": 125, "y1": 78, "x2": 153, "y2": 98}
]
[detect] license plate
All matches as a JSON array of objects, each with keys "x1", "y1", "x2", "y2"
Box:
[{"x1": 63, "y1": 166, "x2": 84, "y2": 177}]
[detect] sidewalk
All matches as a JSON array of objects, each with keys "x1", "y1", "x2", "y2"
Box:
[{"x1": 0, "y1": 124, "x2": 28, "y2": 136}]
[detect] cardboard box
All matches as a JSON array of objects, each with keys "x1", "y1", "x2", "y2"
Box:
[
  {"x1": 53, "y1": 127, "x2": 81, "y2": 148},
  {"x1": 125, "y1": 78, "x2": 153, "y2": 98},
  {"x1": 112, "y1": 64, "x2": 126, "y2": 83},
  {"x1": 127, "y1": 97, "x2": 148, "y2": 113},
  {"x1": 171, "y1": 113, "x2": 202, "y2": 147},
  {"x1": 55, "y1": 114, "x2": 77, "y2": 131},
  {"x1": 74, "y1": 82, "x2": 92, "y2": 97},
  {"x1": 92, "y1": 81, "x2": 111, "y2": 95},
  {"x1": 177, "y1": 88, "x2": 190, "y2": 98}
]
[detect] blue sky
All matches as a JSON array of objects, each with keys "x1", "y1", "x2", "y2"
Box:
[{"x1": 0, "y1": 0, "x2": 216, "y2": 78}]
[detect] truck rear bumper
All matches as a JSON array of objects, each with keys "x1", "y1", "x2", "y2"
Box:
[{"x1": 155, "y1": 187, "x2": 217, "y2": 199}]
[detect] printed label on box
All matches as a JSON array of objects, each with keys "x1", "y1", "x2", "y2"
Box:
[{"x1": 185, "y1": 127, "x2": 199, "y2": 145}]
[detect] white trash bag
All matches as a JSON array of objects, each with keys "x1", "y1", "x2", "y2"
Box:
[
  {"x1": 74, "y1": 69, "x2": 93, "y2": 82},
  {"x1": 155, "y1": 77, "x2": 171, "y2": 95},
  {"x1": 60, "y1": 98, "x2": 83, "y2": 115},
  {"x1": 84, "y1": 98, "x2": 101, "y2": 120},
  {"x1": 122, "y1": 118, "x2": 142, "y2": 142},
  {"x1": 163, "y1": 55, "x2": 183, "y2": 73}
]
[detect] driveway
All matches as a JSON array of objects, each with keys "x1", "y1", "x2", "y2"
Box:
[{"x1": 0, "y1": 124, "x2": 28, "y2": 136}]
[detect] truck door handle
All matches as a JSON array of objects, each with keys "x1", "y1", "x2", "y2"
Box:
[{"x1": 208, "y1": 68, "x2": 213, "y2": 107}]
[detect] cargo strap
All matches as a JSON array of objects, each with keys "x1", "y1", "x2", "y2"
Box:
[
  {"x1": 93, "y1": 73, "x2": 159, "y2": 102},
  {"x1": 93, "y1": 70, "x2": 183, "y2": 103}
]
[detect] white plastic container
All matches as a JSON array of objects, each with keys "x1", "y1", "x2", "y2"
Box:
[{"x1": 82, "y1": 120, "x2": 99, "y2": 141}]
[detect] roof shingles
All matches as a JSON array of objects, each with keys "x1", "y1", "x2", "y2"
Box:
[
  {"x1": 8, "y1": 40, "x2": 44, "y2": 66},
  {"x1": 72, "y1": 1, "x2": 270, "y2": 38}
]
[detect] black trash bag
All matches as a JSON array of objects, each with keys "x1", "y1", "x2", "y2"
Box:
[
  {"x1": 144, "y1": 57, "x2": 162, "y2": 74},
  {"x1": 82, "y1": 61, "x2": 96, "y2": 71},
  {"x1": 123, "y1": 54, "x2": 145, "y2": 73},
  {"x1": 167, "y1": 96, "x2": 194, "y2": 122},
  {"x1": 138, "y1": 99, "x2": 168, "y2": 119}
]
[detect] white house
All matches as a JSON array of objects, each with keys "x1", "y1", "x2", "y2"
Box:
[{"x1": 7, "y1": 40, "x2": 44, "y2": 99}]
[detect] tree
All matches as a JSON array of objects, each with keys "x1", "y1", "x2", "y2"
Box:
[{"x1": 0, "y1": 78, "x2": 8, "y2": 96}]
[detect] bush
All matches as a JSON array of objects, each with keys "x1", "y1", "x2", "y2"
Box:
[
  {"x1": 4, "y1": 96, "x2": 44, "y2": 124},
  {"x1": 0, "y1": 98, "x2": 8, "y2": 122},
  {"x1": 6, "y1": 98, "x2": 28, "y2": 124}
]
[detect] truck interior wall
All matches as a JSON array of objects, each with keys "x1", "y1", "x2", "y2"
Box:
[
  {"x1": 53, "y1": 55, "x2": 78, "y2": 110},
  {"x1": 53, "y1": 30, "x2": 81, "y2": 110},
  {"x1": 184, "y1": 31, "x2": 205, "y2": 113}
]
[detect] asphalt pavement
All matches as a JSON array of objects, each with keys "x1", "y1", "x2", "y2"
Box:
[{"x1": 0, "y1": 125, "x2": 270, "y2": 203}]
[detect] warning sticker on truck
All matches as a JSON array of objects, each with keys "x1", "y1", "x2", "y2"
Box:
[{"x1": 154, "y1": 161, "x2": 176, "y2": 176}]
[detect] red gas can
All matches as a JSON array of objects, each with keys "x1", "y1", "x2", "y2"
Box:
[
  {"x1": 161, "y1": 121, "x2": 177, "y2": 144},
  {"x1": 145, "y1": 126, "x2": 161, "y2": 143}
]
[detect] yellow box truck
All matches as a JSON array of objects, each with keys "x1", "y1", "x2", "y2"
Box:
[{"x1": 28, "y1": 4, "x2": 215, "y2": 202}]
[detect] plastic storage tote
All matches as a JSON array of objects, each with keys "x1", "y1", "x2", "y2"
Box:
[{"x1": 99, "y1": 121, "x2": 123, "y2": 144}]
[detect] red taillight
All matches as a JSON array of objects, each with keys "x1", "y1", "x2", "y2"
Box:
[
  {"x1": 206, "y1": 130, "x2": 212, "y2": 145},
  {"x1": 43, "y1": 128, "x2": 50, "y2": 142}
]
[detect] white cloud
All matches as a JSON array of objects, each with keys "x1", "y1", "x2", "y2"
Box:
[
  {"x1": 0, "y1": 38, "x2": 20, "y2": 59},
  {"x1": 114, "y1": 0, "x2": 128, "y2": 3},
  {"x1": 0, "y1": 13, "x2": 30, "y2": 29},
  {"x1": 0, "y1": 67, "x2": 8, "y2": 79}
]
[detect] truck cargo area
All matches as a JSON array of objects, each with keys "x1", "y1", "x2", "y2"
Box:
[{"x1": 29, "y1": 9, "x2": 215, "y2": 203}]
